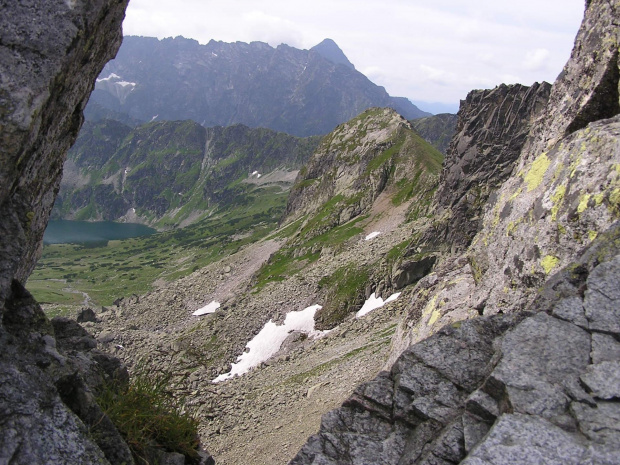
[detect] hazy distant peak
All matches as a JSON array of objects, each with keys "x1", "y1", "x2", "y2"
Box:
[{"x1": 310, "y1": 38, "x2": 355, "y2": 69}]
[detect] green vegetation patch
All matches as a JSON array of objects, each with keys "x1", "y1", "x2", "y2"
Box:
[
  {"x1": 316, "y1": 264, "x2": 370, "y2": 329},
  {"x1": 97, "y1": 371, "x2": 200, "y2": 463},
  {"x1": 29, "y1": 187, "x2": 288, "y2": 306}
]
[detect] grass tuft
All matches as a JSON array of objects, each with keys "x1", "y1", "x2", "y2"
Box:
[{"x1": 97, "y1": 370, "x2": 200, "y2": 464}]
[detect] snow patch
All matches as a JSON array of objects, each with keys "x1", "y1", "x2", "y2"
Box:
[
  {"x1": 193, "y1": 301, "x2": 220, "y2": 316},
  {"x1": 365, "y1": 231, "x2": 381, "y2": 241},
  {"x1": 257, "y1": 173, "x2": 262, "y2": 178},
  {"x1": 213, "y1": 304, "x2": 325, "y2": 383},
  {"x1": 251, "y1": 170, "x2": 258, "y2": 176},
  {"x1": 212, "y1": 52, "x2": 218, "y2": 57},
  {"x1": 96, "y1": 73, "x2": 121, "y2": 82},
  {"x1": 150, "y1": 115, "x2": 159, "y2": 122},
  {"x1": 117, "y1": 81, "x2": 136, "y2": 87},
  {"x1": 356, "y1": 292, "x2": 401, "y2": 318}
]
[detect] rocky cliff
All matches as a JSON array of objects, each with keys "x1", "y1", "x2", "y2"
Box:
[
  {"x1": 0, "y1": 0, "x2": 135, "y2": 463},
  {"x1": 284, "y1": 108, "x2": 442, "y2": 232},
  {"x1": 291, "y1": 0, "x2": 620, "y2": 463},
  {"x1": 88, "y1": 35, "x2": 429, "y2": 137}
]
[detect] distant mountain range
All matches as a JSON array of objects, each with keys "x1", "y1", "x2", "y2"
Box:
[{"x1": 87, "y1": 36, "x2": 430, "y2": 136}]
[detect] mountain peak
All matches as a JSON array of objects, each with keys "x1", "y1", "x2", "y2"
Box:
[{"x1": 310, "y1": 38, "x2": 355, "y2": 69}]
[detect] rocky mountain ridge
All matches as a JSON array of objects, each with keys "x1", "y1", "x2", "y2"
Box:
[
  {"x1": 292, "y1": 1, "x2": 620, "y2": 463},
  {"x1": 1, "y1": 1, "x2": 619, "y2": 465},
  {"x1": 88, "y1": 35, "x2": 429, "y2": 137}
]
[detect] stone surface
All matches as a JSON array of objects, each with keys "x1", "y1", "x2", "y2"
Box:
[
  {"x1": 423, "y1": 82, "x2": 551, "y2": 252},
  {"x1": 77, "y1": 307, "x2": 98, "y2": 323},
  {"x1": 584, "y1": 255, "x2": 620, "y2": 334},
  {"x1": 591, "y1": 333, "x2": 620, "y2": 364},
  {"x1": 0, "y1": 1, "x2": 137, "y2": 464},
  {"x1": 461, "y1": 414, "x2": 588, "y2": 465},
  {"x1": 290, "y1": 224, "x2": 620, "y2": 464},
  {"x1": 580, "y1": 361, "x2": 620, "y2": 399}
]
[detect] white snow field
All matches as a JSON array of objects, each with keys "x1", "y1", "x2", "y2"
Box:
[{"x1": 213, "y1": 304, "x2": 326, "y2": 383}]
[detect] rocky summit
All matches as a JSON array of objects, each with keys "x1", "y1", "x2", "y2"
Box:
[
  {"x1": 88, "y1": 35, "x2": 429, "y2": 137},
  {"x1": 1, "y1": 1, "x2": 619, "y2": 465}
]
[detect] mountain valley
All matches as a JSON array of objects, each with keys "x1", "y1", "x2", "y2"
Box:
[{"x1": 2, "y1": 1, "x2": 620, "y2": 465}]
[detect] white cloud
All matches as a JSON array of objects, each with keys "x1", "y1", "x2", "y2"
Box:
[{"x1": 523, "y1": 48, "x2": 551, "y2": 71}]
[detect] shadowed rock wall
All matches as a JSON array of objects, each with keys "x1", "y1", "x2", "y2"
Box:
[{"x1": 0, "y1": 1, "x2": 131, "y2": 463}]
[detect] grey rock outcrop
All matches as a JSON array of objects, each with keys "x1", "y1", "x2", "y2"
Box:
[
  {"x1": 424, "y1": 82, "x2": 551, "y2": 251},
  {"x1": 390, "y1": 0, "x2": 620, "y2": 354},
  {"x1": 0, "y1": 0, "x2": 127, "y2": 300},
  {"x1": 290, "y1": 223, "x2": 620, "y2": 465},
  {"x1": 0, "y1": 0, "x2": 133, "y2": 463},
  {"x1": 292, "y1": 1, "x2": 620, "y2": 463}
]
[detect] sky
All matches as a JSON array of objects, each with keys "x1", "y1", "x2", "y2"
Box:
[{"x1": 123, "y1": 0, "x2": 585, "y2": 112}]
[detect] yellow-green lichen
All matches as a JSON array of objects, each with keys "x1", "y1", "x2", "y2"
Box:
[
  {"x1": 610, "y1": 188, "x2": 620, "y2": 208},
  {"x1": 589, "y1": 230, "x2": 598, "y2": 241},
  {"x1": 524, "y1": 152, "x2": 551, "y2": 191},
  {"x1": 506, "y1": 217, "x2": 523, "y2": 236},
  {"x1": 558, "y1": 223, "x2": 567, "y2": 235},
  {"x1": 424, "y1": 295, "x2": 438, "y2": 317},
  {"x1": 569, "y1": 154, "x2": 583, "y2": 178},
  {"x1": 491, "y1": 193, "x2": 506, "y2": 228},
  {"x1": 428, "y1": 309, "x2": 441, "y2": 326},
  {"x1": 594, "y1": 193, "x2": 605, "y2": 206},
  {"x1": 552, "y1": 163, "x2": 564, "y2": 182},
  {"x1": 469, "y1": 256, "x2": 485, "y2": 284},
  {"x1": 577, "y1": 194, "x2": 592, "y2": 214},
  {"x1": 510, "y1": 188, "x2": 523, "y2": 201},
  {"x1": 541, "y1": 255, "x2": 560, "y2": 274},
  {"x1": 551, "y1": 184, "x2": 567, "y2": 221}
]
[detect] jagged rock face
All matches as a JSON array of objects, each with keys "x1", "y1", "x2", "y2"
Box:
[
  {"x1": 467, "y1": 0, "x2": 620, "y2": 315},
  {"x1": 290, "y1": 224, "x2": 620, "y2": 464},
  {"x1": 426, "y1": 82, "x2": 551, "y2": 251},
  {"x1": 390, "y1": 0, "x2": 620, "y2": 350},
  {"x1": 284, "y1": 108, "x2": 443, "y2": 232},
  {"x1": 88, "y1": 36, "x2": 429, "y2": 137},
  {"x1": 0, "y1": 0, "x2": 132, "y2": 463},
  {"x1": 292, "y1": 1, "x2": 620, "y2": 463},
  {"x1": 411, "y1": 113, "x2": 458, "y2": 155},
  {"x1": 0, "y1": 0, "x2": 128, "y2": 302}
]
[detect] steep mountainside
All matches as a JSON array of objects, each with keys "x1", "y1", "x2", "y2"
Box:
[
  {"x1": 0, "y1": 1, "x2": 149, "y2": 464},
  {"x1": 54, "y1": 120, "x2": 320, "y2": 227},
  {"x1": 292, "y1": 1, "x2": 620, "y2": 463},
  {"x1": 284, "y1": 108, "x2": 442, "y2": 229},
  {"x1": 88, "y1": 35, "x2": 429, "y2": 136},
  {"x1": 411, "y1": 112, "x2": 458, "y2": 154},
  {"x1": 74, "y1": 107, "x2": 445, "y2": 464}
]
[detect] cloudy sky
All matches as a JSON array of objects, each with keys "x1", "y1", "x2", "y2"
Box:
[{"x1": 123, "y1": 0, "x2": 585, "y2": 112}]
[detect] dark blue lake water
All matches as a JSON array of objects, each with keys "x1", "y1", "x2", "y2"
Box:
[{"x1": 43, "y1": 220, "x2": 156, "y2": 244}]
